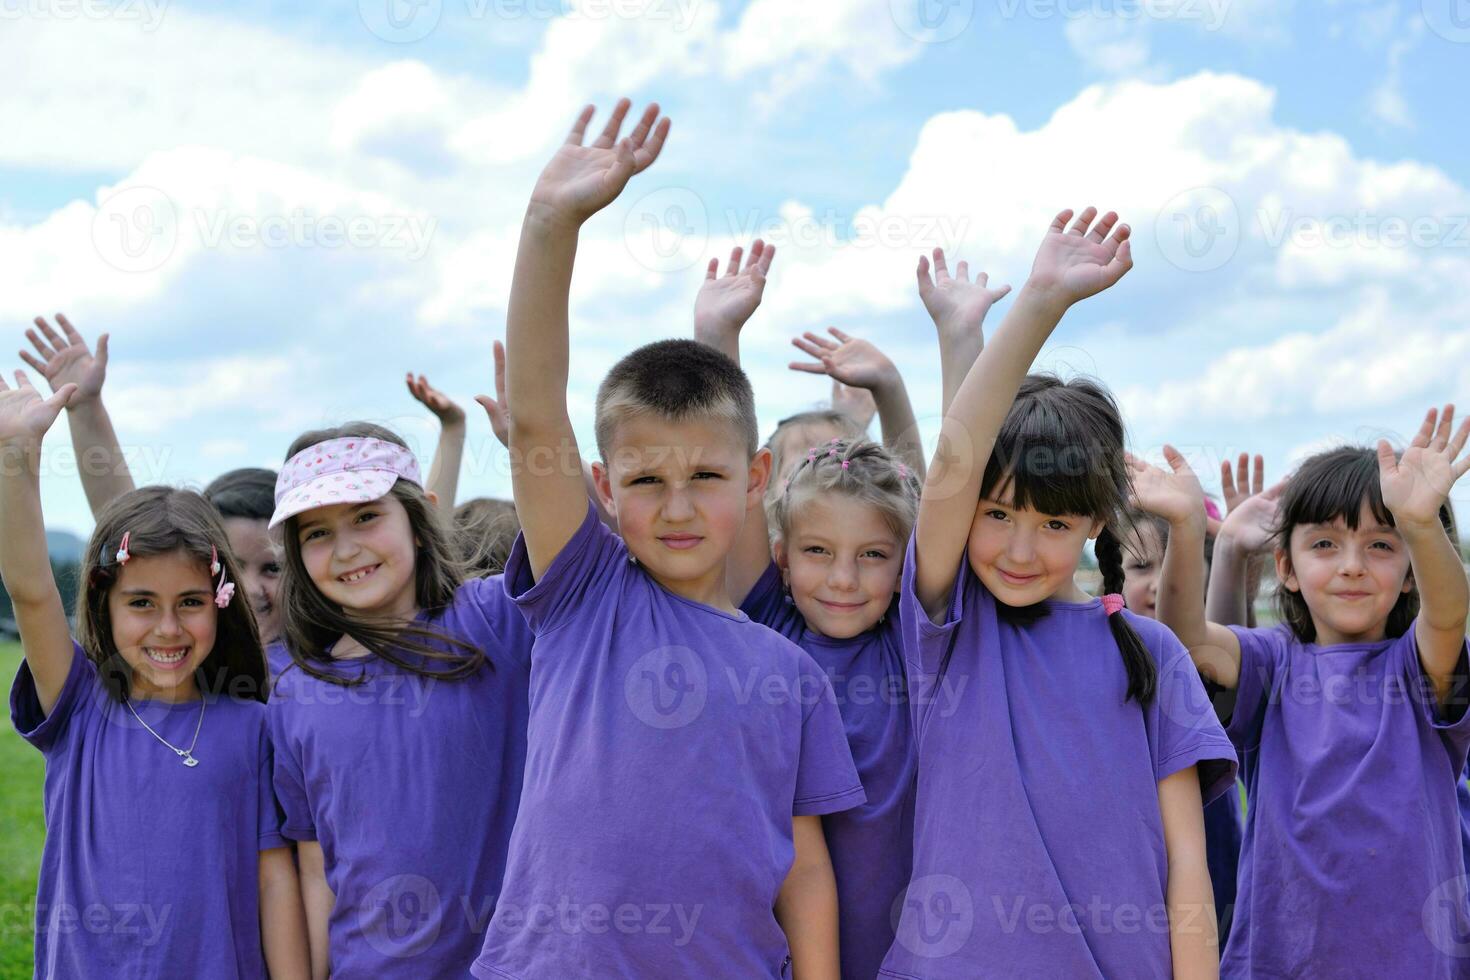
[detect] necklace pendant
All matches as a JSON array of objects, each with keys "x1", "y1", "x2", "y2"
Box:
[{"x1": 182, "y1": 755, "x2": 200, "y2": 768}]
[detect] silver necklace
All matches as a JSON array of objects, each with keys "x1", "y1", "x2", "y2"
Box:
[{"x1": 125, "y1": 696, "x2": 205, "y2": 768}]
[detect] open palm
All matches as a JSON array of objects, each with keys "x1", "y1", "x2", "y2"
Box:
[
  {"x1": 0, "y1": 371, "x2": 75, "y2": 445},
  {"x1": 529, "y1": 100, "x2": 670, "y2": 223},
  {"x1": 790, "y1": 328, "x2": 897, "y2": 392},
  {"x1": 20, "y1": 314, "x2": 108, "y2": 402},
  {"x1": 406, "y1": 373, "x2": 465, "y2": 426},
  {"x1": 1218, "y1": 483, "x2": 1282, "y2": 554},
  {"x1": 917, "y1": 248, "x2": 1010, "y2": 334},
  {"x1": 694, "y1": 240, "x2": 776, "y2": 336},
  {"x1": 1379, "y1": 404, "x2": 1470, "y2": 526},
  {"x1": 1029, "y1": 207, "x2": 1133, "y2": 304},
  {"x1": 1126, "y1": 446, "x2": 1205, "y2": 526}
]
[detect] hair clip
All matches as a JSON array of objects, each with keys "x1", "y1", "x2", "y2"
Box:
[
  {"x1": 898, "y1": 463, "x2": 909, "y2": 478},
  {"x1": 1101, "y1": 593, "x2": 1125, "y2": 616},
  {"x1": 840, "y1": 460, "x2": 849, "y2": 470},
  {"x1": 115, "y1": 532, "x2": 131, "y2": 566},
  {"x1": 210, "y1": 545, "x2": 222, "y2": 577},
  {"x1": 829, "y1": 437, "x2": 839, "y2": 444},
  {"x1": 828, "y1": 445, "x2": 838, "y2": 457}
]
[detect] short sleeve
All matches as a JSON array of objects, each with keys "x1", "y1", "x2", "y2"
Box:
[
  {"x1": 267, "y1": 699, "x2": 317, "y2": 843},
  {"x1": 10, "y1": 642, "x2": 94, "y2": 753},
  {"x1": 1151, "y1": 646, "x2": 1239, "y2": 805},
  {"x1": 503, "y1": 500, "x2": 628, "y2": 637},
  {"x1": 898, "y1": 533, "x2": 966, "y2": 677},
  {"x1": 453, "y1": 574, "x2": 536, "y2": 672},
  {"x1": 255, "y1": 715, "x2": 289, "y2": 851},
  {"x1": 792, "y1": 654, "x2": 866, "y2": 816},
  {"x1": 1225, "y1": 625, "x2": 1287, "y2": 753},
  {"x1": 739, "y1": 562, "x2": 802, "y2": 641},
  {"x1": 1391, "y1": 624, "x2": 1470, "y2": 773}
]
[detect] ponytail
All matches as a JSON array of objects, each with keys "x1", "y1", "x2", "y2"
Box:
[{"x1": 1094, "y1": 528, "x2": 1157, "y2": 706}]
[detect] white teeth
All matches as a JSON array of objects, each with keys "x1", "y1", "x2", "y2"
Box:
[
  {"x1": 340, "y1": 567, "x2": 375, "y2": 583},
  {"x1": 146, "y1": 648, "x2": 188, "y2": 664}
]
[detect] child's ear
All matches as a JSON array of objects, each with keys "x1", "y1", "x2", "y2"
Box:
[
  {"x1": 748, "y1": 447, "x2": 773, "y2": 504},
  {"x1": 425, "y1": 490, "x2": 439, "y2": 508},
  {"x1": 1087, "y1": 518, "x2": 1105, "y2": 540},
  {"x1": 772, "y1": 537, "x2": 790, "y2": 582},
  {"x1": 590, "y1": 460, "x2": 616, "y2": 518},
  {"x1": 1274, "y1": 546, "x2": 1298, "y2": 593},
  {"x1": 1402, "y1": 569, "x2": 1416, "y2": 595}
]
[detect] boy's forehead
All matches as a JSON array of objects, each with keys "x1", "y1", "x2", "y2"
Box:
[{"x1": 605, "y1": 415, "x2": 750, "y2": 467}]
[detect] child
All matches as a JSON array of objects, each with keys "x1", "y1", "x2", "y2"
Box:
[
  {"x1": 0, "y1": 371, "x2": 308, "y2": 978},
  {"x1": 203, "y1": 467, "x2": 285, "y2": 645},
  {"x1": 266, "y1": 422, "x2": 534, "y2": 978},
  {"x1": 1103, "y1": 509, "x2": 1245, "y2": 948},
  {"x1": 473, "y1": 99, "x2": 863, "y2": 980},
  {"x1": 741, "y1": 438, "x2": 922, "y2": 980},
  {"x1": 886, "y1": 208, "x2": 1237, "y2": 978},
  {"x1": 454, "y1": 497, "x2": 521, "y2": 577},
  {"x1": 1149, "y1": 427, "x2": 1470, "y2": 978}
]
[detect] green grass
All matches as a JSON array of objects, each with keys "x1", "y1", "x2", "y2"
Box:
[{"x1": 0, "y1": 641, "x2": 43, "y2": 976}]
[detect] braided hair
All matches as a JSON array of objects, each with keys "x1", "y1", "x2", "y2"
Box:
[{"x1": 769, "y1": 439, "x2": 921, "y2": 544}]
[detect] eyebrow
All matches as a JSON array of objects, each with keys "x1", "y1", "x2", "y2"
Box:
[
  {"x1": 298, "y1": 502, "x2": 374, "y2": 530},
  {"x1": 120, "y1": 589, "x2": 212, "y2": 597}
]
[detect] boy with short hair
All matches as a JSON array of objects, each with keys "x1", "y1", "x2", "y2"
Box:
[{"x1": 471, "y1": 99, "x2": 863, "y2": 980}]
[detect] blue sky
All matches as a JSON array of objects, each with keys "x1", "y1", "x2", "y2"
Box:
[{"x1": 3, "y1": 0, "x2": 1468, "y2": 535}]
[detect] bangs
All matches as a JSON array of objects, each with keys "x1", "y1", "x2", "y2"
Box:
[
  {"x1": 980, "y1": 380, "x2": 1127, "y2": 520},
  {"x1": 1280, "y1": 448, "x2": 1394, "y2": 534}
]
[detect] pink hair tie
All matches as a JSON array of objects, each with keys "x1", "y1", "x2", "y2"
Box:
[
  {"x1": 1101, "y1": 593, "x2": 1125, "y2": 616},
  {"x1": 115, "y1": 531, "x2": 131, "y2": 566},
  {"x1": 898, "y1": 462, "x2": 909, "y2": 478},
  {"x1": 210, "y1": 545, "x2": 234, "y2": 609},
  {"x1": 1203, "y1": 499, "x2": 1223, "y2": 521},
  {"x1": 840, "y1": 460, "x2": 849, "y2": 470}
]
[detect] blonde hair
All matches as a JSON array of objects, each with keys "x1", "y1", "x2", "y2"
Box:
[{"x1": 769, "y1": 439, "x2": 920, "y2": 545}]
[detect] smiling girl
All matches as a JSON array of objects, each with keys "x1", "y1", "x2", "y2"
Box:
[{"x1": 0, "y1": 371, "x2": 308, "y2": 978}]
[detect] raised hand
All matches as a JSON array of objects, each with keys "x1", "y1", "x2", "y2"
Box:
[
  {"x1": 1126, "y1": 445, "x2": 1206, "y2": 527},
  {"x1": 529, "y1": 99, "x2": 671, "y2": 226},
  {"x1": 19, "y1": 314, "x2": 109, "y2": 405},
  {"x1": 789, "y1": 327, "x2": 900, "y2": 394},
  {"x1": 1379, "y1": 404, "x2": 1470, "y2": 527},
  {"x1": 0, "y1": 371, "x2": 76, "y2": 446},
  {"x1": 831, "y1": 380, "x2": 876, "y2": 431},
  {"x1": 406, "y1": 372, "x2": 466, "y2": 427},
  {"x1": 917, "y1": 248, "x2": 1011, "y2": 337},
  {"x1": 1027, "y1": 207, "x2": 1133, "y2": 306},
  {"x1": 1220, "y1": 452, "x2": 1264, "y2": 515},
  {"x1": 474, "y1": 340, "x2": 511, "y2": 450},
  {"x1": 694, "y1": 240, "x2": 776, "y2": 340}
]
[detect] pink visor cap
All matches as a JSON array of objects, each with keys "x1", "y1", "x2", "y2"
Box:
[{"x1": 269, "y1": 437, "x2": 423, "y2": 530}]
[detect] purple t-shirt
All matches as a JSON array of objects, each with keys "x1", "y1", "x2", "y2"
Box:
[
  {"x1": 268, "y1": 574, "x2": 533, "y2": 979},
  {"x1": 472, "y1": 503, "x2": 865, "y2": 980},
  {"x1": 1221, "y1": 623, "x2": 1470, "y2": 979},
  {"x1": 880, "y1": 541, "x2": 1238, "y2": 979},
  {"x1": 741, "y1": 561, "x2": 916, "y2": 980},
  {"x1": 11, "y1": 643, "x2": 284, "y2": 979}
]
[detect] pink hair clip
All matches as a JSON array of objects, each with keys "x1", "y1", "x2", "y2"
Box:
[
  {"x1": 1101, "y1": 593, "x2": 1125, "y2": 616},
  {"x1": 210, "y1": 545, "x2": 234, "y2": 609},
  {"x1": 898, "y1": 462, "x2": 909, "y2": 478},
  {"x1": 115, "y1": 531, "x2": 131, "y2": 566},
  {"x1": 840, "y1": 460, "x2": 849, "y2": 470}
]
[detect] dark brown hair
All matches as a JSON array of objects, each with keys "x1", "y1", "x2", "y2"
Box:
[
  {"x1": 983, "y1": 374, "x2": 1156, "y2": 705},
  {"x1": 203, "y1": 467, "x2": 277, "y2": 521},
  {"x1": 277, "y1": 422, "x2": 485, "y2": 685},
  {"x1": 78, "y1": 487, "x2": 266, "y2": 703}
]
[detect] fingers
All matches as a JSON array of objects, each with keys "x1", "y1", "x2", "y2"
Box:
[
  {"x1": 1084, "y1": 211, "x2": 1119, "y2": 244},
  {"x1": 1161, "y1": 444, "x2": 1191, "y2": 474},
  {"x1": 1099, "y1": 238, "x2": 1134, "y2": 287},
  {"x1": 704, "y1": 257, "x2": 719, "y2": 280},
  {"x1": 56, "y1": 313, "x2": 84, "y2": 346},
  {"x1": 592, "y1": 98, "x2": 632, "y2": 149},
  {"x1": 625, "y1": 101, "x2": 660, "y2": 150},
  {"x1": 18, "y1": 350, "x2": 46, "y2": 375},
  {"x1": 724, "y1": 246, "x2": 743, "y2": 277},
  {"x1": 1446, "y1": 413, "x2": 1470, "y2": 461},
  {"x1": 932, "y1": 247, "x2": 950, "y2": 280},
  {"x1": 493, "y1": 340, "x2": 508, "y2": 402},
  {"x1": 826, "y1": 326, "x2": 853, "y2": 345},
  {"x1": 1411, "y1": 406, "x2": 1436, "y2": 449},
  {"x1": 634, "y1": 116, "x2": 671, "y2": 171},
  {"x1": 46, "y1": 384, "x2": 78, "y2": 412},
  {"x1": 1068, "y1": 207, "x2": 1098, "y2": 236},
  {"x1": 755, "y1": 241, "x2": 775, "y2": 277},
  {"x1": 14, "y1": 370, "x2": 36, "y2": 391},
  {"x1": 993, "y1": 283, "x2": 1012, "y2": 299},
  {"x1": 1375, "y1": 438, "x2": 1398, "y2": 475},
  {"x1": 1433, "y1": 403, "x2": 1455, "y2": 450},
  {"x1": 95, "y1": 333, "x2": 110, "y2": 369},
  {"x1": 1251, "y1": 453, "x2": 1264, "y2": 494},
  {"x1": 916, "y1": 254, "x2": 933, "y2": 292},
  {"x1": 565, "y1": 104, "x2": 596, "y2": 145},
  {"x1": 25, "y1": 327, "x2": 57, "y2": 360},
  {"x1": 791, "y1": 336, "x2": 831, "y2": 359},
  {"x1": 1220, "y1": 459, "x2": 1236, "y2": 498},
  {"x1": 34, "y1": 317, "x2": 65, "y2": 351},
  {"x1": 799, "y1": 331, "x2": 838, "y2": 352},
  {"x1": 955, "y1": 260, "x2": 969, "y2": 282},
  {"x1": 788, "y1": 361, "x2": 828, "y2": 376},
  {"x1": 1048, "y1": 210, "x2": 1075, "y2": 234}
]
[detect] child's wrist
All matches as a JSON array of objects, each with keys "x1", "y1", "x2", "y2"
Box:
[{"x1": 523, "y1": 202, "x2": 586, "y2": 236}]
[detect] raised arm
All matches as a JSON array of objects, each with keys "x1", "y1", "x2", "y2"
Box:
[
  {"x1": 913, "y1": 208, "x2": 1133, "y2": 618},
  {"x1": 1379, "y1": 405, "x2": 1470, "y2": 709},
  {"x1": 507, "y1": 100, "x2": 669, "y2": 580},
  {"x1": 693, "y1": 239, "x2": 775, "y2": 366},
  {"x1": 789, "y1": 327, "x2": 925, "y2": 480},
  {"x1": 20, "y1": 315, "x2": 135, "y2": 515},
  {"x1": 406, "y1": 372, "x2": 466, "y2": 514},
  {"x1": 1130, "y1": 447, "x2": 1243, "y2": 689},
  {"x1": 0, "y1": 371, "x2": 81, "y2": 714},
  {"x1": 1205, "y1": 453, "x2": 1280, "y2": 628},
  {"x1": 688, "y1": 243, "x2": 779, "y2": 604},
  {"x1": 915, "y1": 248, "x2": 1011, "y2": 416}
]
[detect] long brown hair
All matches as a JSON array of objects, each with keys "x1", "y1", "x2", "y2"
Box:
[
  {"x1": 277, "y1": 422, "x2": 485, "y2": 685},
  {"x1": 78, "y1": 487, "x2": 266, "y2": 703}
]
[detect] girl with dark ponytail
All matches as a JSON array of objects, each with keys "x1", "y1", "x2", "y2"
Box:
[{"x1": 887, "y1": 208, "x2": 1236, "y2": 979}]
